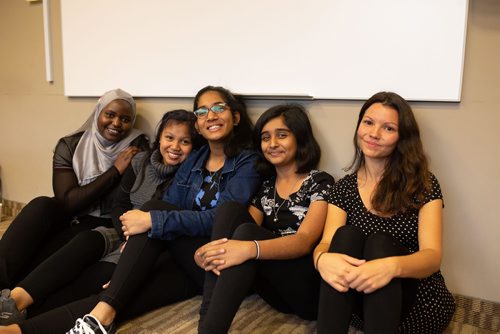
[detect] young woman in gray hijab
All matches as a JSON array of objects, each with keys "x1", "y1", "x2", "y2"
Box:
[{"x1": 0, "y1": 89, "x2": 148, "y2": 290}]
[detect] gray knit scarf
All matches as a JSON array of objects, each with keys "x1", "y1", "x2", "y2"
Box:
[{"x1": 129, "y1": 150, "x2": 178, "y2": 208}]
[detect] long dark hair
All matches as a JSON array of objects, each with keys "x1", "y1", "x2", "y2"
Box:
[
  {"x1": 347, "y1": 92, "x2": 430, "y2": 213},
  {"x1": 151, "y1": 109, "x2": 205, "y2": 153},
  {"x1": 193, "y1": 86, "x2": 253, "y2": 158},
  {"x1": 253, "y1": 104, "x2": 321, "y2": 177},
  {"x1": 132, "y1": 109, "x2": 205, "y2": 194}
]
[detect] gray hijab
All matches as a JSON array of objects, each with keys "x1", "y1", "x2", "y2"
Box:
[{"x1": 72, "y1": 88, "x2": 143, "y2": 186}]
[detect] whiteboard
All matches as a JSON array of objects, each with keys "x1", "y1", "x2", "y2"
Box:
[{"x1": 60, "y1": 0, "x2": 469, "y2": 101}]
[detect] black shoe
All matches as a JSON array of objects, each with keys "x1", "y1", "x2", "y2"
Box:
[{"x1": 0, "y1": 289, "x2": 27, "y2": 326}]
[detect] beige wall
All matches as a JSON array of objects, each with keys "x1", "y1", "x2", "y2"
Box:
[{"x1": 1, "y1": 1, "x2": 499, "y2": 303}]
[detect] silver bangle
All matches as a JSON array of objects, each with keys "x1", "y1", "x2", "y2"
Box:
[{"x1": 253, "y1": 240, "x2": 260, "y2": 260}]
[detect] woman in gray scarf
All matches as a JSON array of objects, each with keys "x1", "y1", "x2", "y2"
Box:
[{"x1": 0, "y1": 110, "x2": 203, "y2": 332}]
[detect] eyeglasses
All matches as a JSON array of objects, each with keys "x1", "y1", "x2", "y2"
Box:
[{"x1": 194, "y1": 102, "x2": 228, "y2": 118}]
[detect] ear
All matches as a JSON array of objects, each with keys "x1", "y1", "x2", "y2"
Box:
[
  {"x1": 233, "y1": 112, "x2": 241, "y2": 126},
  {"x1": 195, "y1": 122, "x2": 200, "y2": 133}
]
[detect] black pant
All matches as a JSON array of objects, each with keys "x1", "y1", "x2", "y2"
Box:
[
  {"x1": 98, "y1": 200, "x2": 206, "y2": 312},
  {"x1": 19, "y1": 200, "x2": 206, "y2": 334},
  {"x1": 317, "y1": 225, "x2": 417, "y2": 334},
  {"x1": 19, "y1": 248, "x2": 197, "y2": 334},
  {"x1": 18, "y1": 230, "x2": 114, "y2": 317},
  {"x1": 199, "y1": 202, "x2": 320, "y2": 334},
  {"x1": 0, "y1": 196, "x2": 111, "y2": 288}
]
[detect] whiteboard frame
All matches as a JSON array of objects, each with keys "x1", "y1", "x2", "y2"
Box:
[{"x1": 60, "y1": 0, "x2": 469, "y2": 101}]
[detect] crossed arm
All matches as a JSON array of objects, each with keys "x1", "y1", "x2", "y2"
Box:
[
  {"x1": 195, "y1": 200, "x2": 328, "y2": 275},
  {"x1": 314, "y1": 200, "x2": 444, "y2": 294}
]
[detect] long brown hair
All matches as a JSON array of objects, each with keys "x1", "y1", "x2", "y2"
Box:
[{"x1": 346, "y1": 92, "x2": 431, "y2": 213}]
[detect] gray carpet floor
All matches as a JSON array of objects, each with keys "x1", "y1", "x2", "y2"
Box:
[{"x1": 1, "y1": 218, "x2": 496, "y2": 334}]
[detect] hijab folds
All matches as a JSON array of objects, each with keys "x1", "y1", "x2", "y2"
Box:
[{"x1": 72, "y1": 88, "x2": 143, "y2": 186}]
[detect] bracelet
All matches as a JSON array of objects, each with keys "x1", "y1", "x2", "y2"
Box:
[
  {"x1": 253, "y1": 240, "x2": 260, "y2": 260},
  {"x1": 314, "y1": 251, "x2": 326, "y2": 270}
]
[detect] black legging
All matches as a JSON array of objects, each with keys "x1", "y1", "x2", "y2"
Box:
[
  {"x1": 18, "y1": 252, "x2": 192, "y2": 334},
  {"x1": 18, "y1": 200, "x2": 206, "y2": 334},
  {"x1": 317, "y1": 225, "x2": 417, "y2": 334},
  {"x1": 98, "y1": 200, "x2": 207, "y2": 312},
  {"x1": 17, "y1": 230, "x2": 114, "y2": 317},
  {"x1": 0, "y1": 196, "x2": 111, "y2": 288},
  {"x1": 199, "y1": 202, "x2": 320, "y2": 334}
]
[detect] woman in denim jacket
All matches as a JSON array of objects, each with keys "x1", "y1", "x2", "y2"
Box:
[
  {"x1": 148, "y1": 143, "x2": 262, "y2": 239},
  {"x1": 58, "y1": 86, "x2": 262, "y2": 334}
]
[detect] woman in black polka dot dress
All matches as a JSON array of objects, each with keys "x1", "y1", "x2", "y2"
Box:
[{"x1": 314, "y1": 92, "x2": 455, "y2": 333}]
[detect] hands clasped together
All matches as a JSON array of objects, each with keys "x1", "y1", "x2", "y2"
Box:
[
  {"x1": 194, "y1": 238, "x2": 256, "y2": 276},
  {"x1": 317, "y1": 252, "x2": 397, "y2": 294}
]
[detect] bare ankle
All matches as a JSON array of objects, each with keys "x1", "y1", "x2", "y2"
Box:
[
  {"x1": 90, "y1": 302, "x2": 117, "y2": 326},
  {"x1": 0, "y1": 324, "x2": 22, "y2": 334},
  {"x1": 11, "y1": 287, "x2": 33, "y2": 311}
]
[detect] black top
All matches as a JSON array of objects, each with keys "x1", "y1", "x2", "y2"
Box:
[
  {"x1": 328, "y1": 173, "x2": 455, "y2": 333},
  {"x1": 252, "y1": 170, "x2": 334, "y2": 236},
  {"x1": 52, "y1": 131, "x2": 149, "y2": 216}
]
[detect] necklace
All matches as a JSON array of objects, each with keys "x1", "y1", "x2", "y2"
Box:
[
  {"x1": 207, "y1": 168, "x2": 222, "y2": 190},
  {"x1": 272, "y1": 177, "x2": 302, "y2": 223},
  {"x1": 209, "y1": 170, "x2": 218, "y2": 182}
]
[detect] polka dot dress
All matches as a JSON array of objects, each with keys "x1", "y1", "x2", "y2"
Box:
[{"x1": 328, "y1": 173, "x2": 455, "y2": 333}]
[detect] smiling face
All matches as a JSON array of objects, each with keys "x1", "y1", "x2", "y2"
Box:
[
  {"x1": 260, "y1": 116, "x2": 298, "y2": 169},
  {"x1": 194, "y1": 90, "x2": 240, "y2": 144},
  {"x1": 357, "y1": 102, "x2": 400, "y2": 162},
  {"x1": 159, "y1": 121, "x2": 193, "y2": 166},
  {"x1": 97, "y1": 99, "x2": 134, "y2": 142}
]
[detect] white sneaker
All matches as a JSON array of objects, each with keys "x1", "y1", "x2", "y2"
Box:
[{"x1": 66, "y1": 314, "x2": 116, "y2": 334}]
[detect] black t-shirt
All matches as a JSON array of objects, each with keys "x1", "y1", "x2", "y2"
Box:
[
  {"x1": 252, "y1": 170, "x2": 334, "y2": 236},
  {"x1": 193, "y1": 168, "x2": 223, "y2": 211}
]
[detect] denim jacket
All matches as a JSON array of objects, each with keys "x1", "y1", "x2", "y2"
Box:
[{"x1": 149, "y1": 145, "x2": 261, "y2": 240}]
